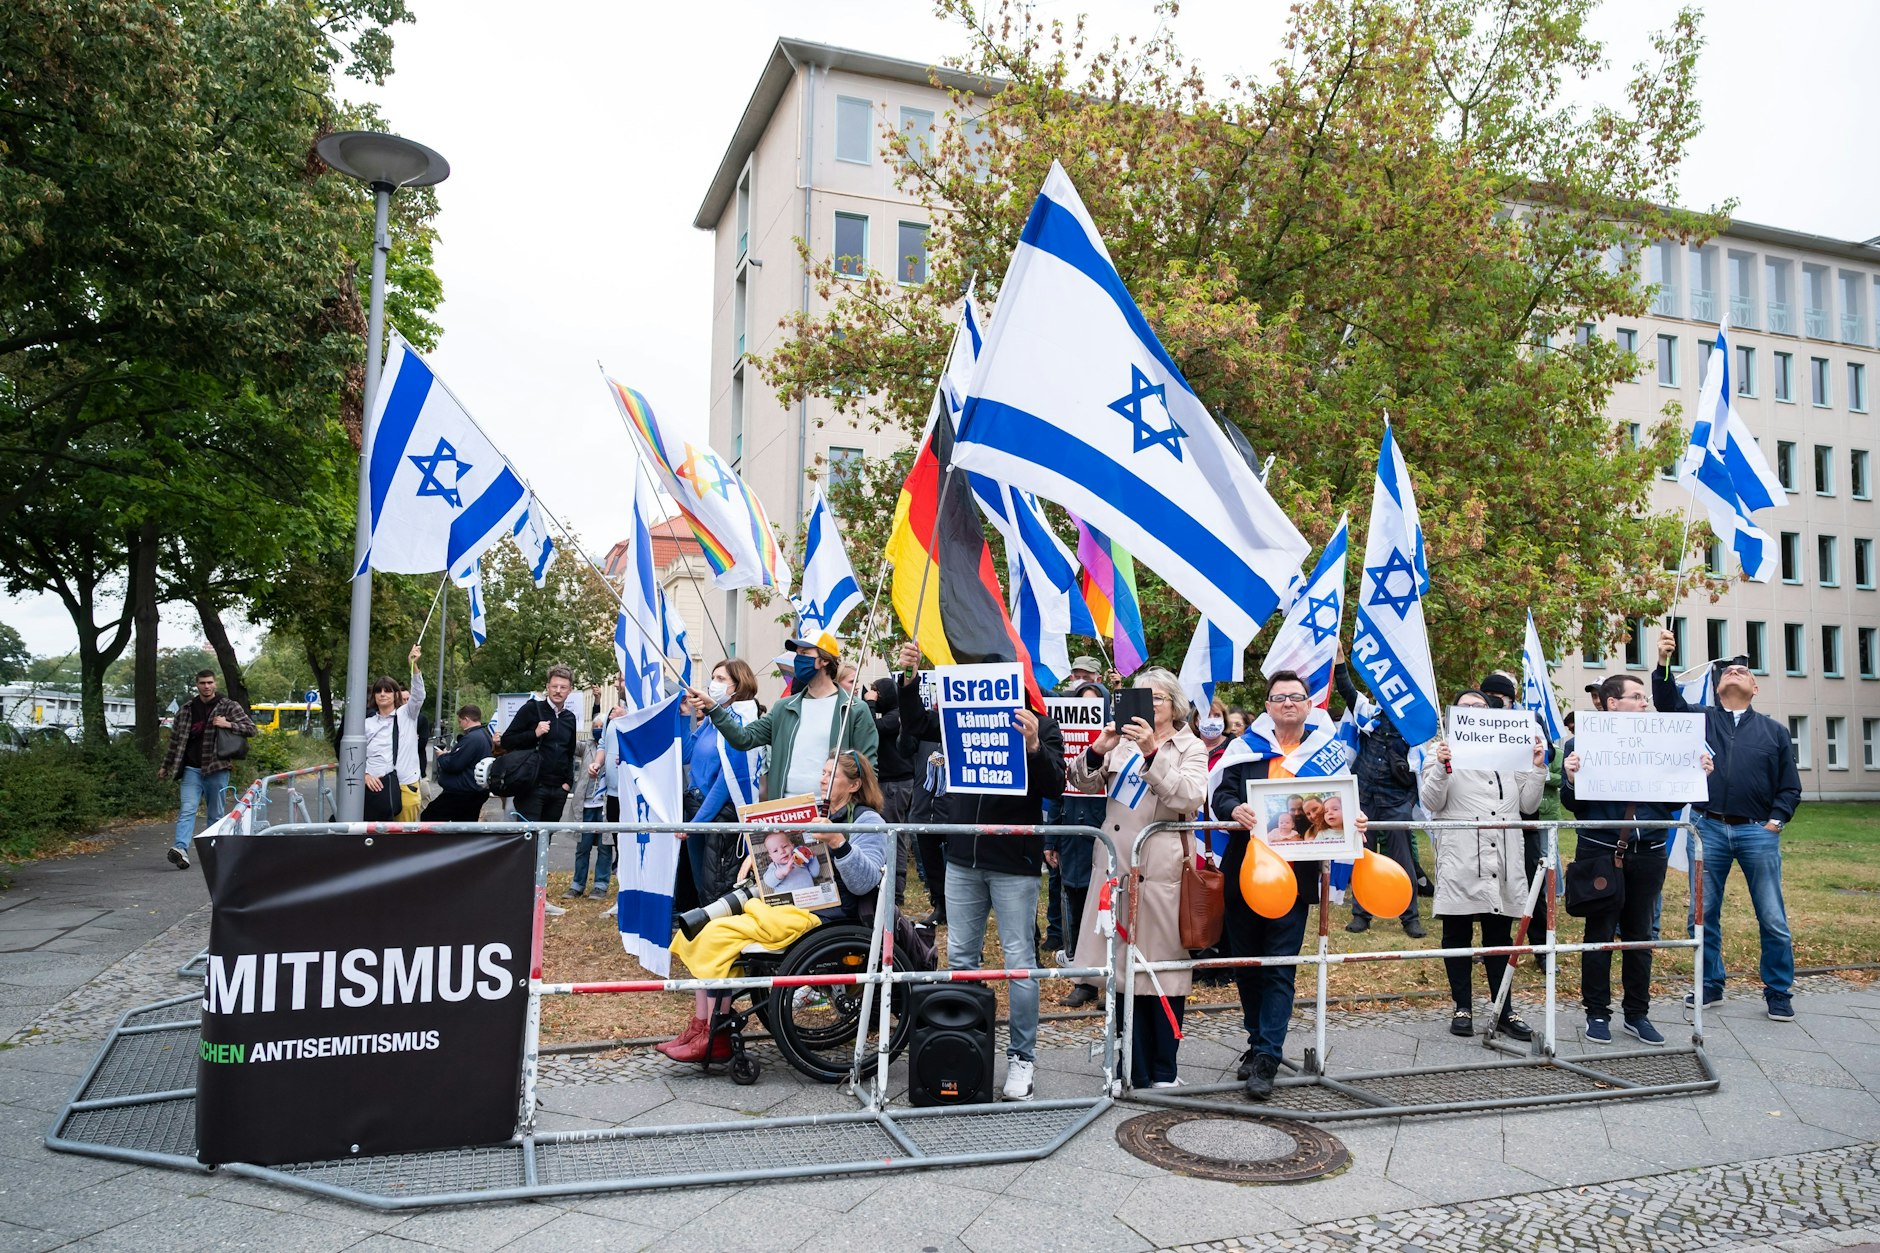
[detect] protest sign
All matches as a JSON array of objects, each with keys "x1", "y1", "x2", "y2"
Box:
[
  {"x1": 1046, "y1": 695, "x2": 1108, "y2": 797},
  {"x1": 1572, "y1": 711, "x2": 1709, "y2": 803},
  {"x1": 1446, "y1": 705, "x2": 1540, "y2": 773},
  {"x1": 735, "y1": 795, "x2": 841, "y2": 911},
  {"x1": 937, "y1": 662, "x2": 1028, "y2": 796}
]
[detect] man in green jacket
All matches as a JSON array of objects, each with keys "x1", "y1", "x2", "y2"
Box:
[{"x1": 693, "y1": 635, "x2": 877, "y2": 803}]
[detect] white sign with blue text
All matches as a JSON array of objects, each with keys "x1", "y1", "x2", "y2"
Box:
[{"x1": 938, "y1": 663, "x2": 1028, "y2": 796}]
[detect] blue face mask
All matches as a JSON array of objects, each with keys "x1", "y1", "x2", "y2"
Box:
[{"x1": 793, "y1": 653, "x2": 822, "y2": 686}]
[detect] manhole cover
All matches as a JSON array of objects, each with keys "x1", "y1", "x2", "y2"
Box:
[{"x1": 1115, "y1": 1110, "x2": 1348, "y2": 1183}]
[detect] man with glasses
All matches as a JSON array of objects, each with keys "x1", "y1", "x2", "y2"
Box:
[{"x1": 1652, "y1": 636, "x2": 1803, "y2": 1022}]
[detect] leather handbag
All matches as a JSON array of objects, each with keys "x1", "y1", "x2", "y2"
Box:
[
  {"x1": 1565, "y1": 818, "x2": 1630, "y2": 917},
  {"x1": 213, "y1": 715, "x2": 248, "y2": 762},
  {"x1": 1178, "y1": 831, "x2": 1225, "y2": 949}
]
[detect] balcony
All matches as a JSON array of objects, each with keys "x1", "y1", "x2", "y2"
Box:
[
  {"x1": 1729, "y1": 294, "x2": 1758, "y2": 329},
  {"x1": 1842, "y1": 313, "x2": 1869, "y2": 346},
  {"x1": 1689, "y1": 289, "x2": 1719, "y2": 323},
  {"x1": 1767, "y1": 300, "x2": 1795, "y2": 335},
  {"x1": 1651, "y1": 285, "x2": 1681, "y2": 318},
  {"x1": 1805, "y1": 307, "x2": 1831, "y2": 338}
]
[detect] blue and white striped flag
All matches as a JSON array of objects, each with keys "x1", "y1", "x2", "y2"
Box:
[
  {"x1": 1351, "y1": 419, "x2": 1441, "y2": 746},
  {"x1": 951, "y1": 162, "x2": 1309, "y2": 648},
  {"x1": 357, "y1": 334, "x2": 528, "y2": 576},
  {"x1": 1179, "y1": 617, "x2": 1242, "y2": 714},
  {"x1": 612, "y1": 693, "x2": 684, "y2": 975},
  {"x1": 793, "y1": 485, "x2": 864, "y2": 653},
  {"x1": 659, "y1": 587, "x2": 692, "y2": 693},
  {"x1": 615, "y1": 473, "x2": 669, "y2": 709},
  {"x1": 514, "y1": 493, "x2": 556, "y2": 587},
  {"x1": 1007, "y1": 489, "x2": 1095, "y2": 689},
  {"x1": 463, "y1": 565, "x2": 488, "y2": 648},
  {"x1": 1678, "y1": 322, "x2": 1786, "y2": 580},
  {"x1": 714, "y1": 700, "x2": 765, "y2": 810},
  {"x1": 1262, "y1": 515, "x2": 1350, "y2": 709},
  {"x1": 1521, "y1": 610, "x2": 1563, "y2": 744}
]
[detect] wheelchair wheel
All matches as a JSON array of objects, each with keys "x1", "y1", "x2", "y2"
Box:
[
  {"x1": 768, "y1": 924, "x2": 911, "y2": 1084},
  {"x1": 729, "y1": 1051, "x2": 761, "y2": 1085}
]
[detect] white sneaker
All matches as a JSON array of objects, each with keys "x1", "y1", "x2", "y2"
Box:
[
  {"x1": 1151, "y1": 1077, "x2": 1184, "y2": 1089},
  {"x1": 1054, "y1": 949, "x2": 1070, "y2": 967},
  {"x1": 1002, "y1": 1058, "x2": 1035, "y2": 1102},
  {"x1": 542, "y1": 901, "x2": 566, "y2": 917}
]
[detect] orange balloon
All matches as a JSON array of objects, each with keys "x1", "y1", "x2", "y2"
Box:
[
  {"x1": 1350, "y1": 848, "x2": 1413, "y2": 920},
  {"x1": 1239, "y1": 834, "x2": 1298, "y2": 919}
]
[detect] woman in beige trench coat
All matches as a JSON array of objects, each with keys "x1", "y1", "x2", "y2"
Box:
[{"x1": 1064, "y1": 667, "x2": 1211, "y2": 1088}]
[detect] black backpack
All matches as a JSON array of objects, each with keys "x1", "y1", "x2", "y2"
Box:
[{"x1": 482, "y1": 748, "x2": 540, "y2": 798}]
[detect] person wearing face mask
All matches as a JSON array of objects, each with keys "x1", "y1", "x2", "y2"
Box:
[
  {"x1": 690, "y1": 634, "x2": 877, "y2": 802},
  {"x1": 1421, "y1": 688, "x2": 1547, "y2": 1042},
  {"x1": 680, "y1": 659, "x2": 761, "y2": 903},
  {"x1": 1196, "y1": 698, "x2": 1230, "y2": 769}
]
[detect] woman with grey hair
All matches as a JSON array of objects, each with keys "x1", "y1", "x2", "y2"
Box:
[{"x1": 1064, "y1": 666, "x2": 1210, "y2": 1088}]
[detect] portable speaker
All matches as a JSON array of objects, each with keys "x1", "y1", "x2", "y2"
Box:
[{"x1": 906, "y1": 982, "x2": 996, "y2": 1106}]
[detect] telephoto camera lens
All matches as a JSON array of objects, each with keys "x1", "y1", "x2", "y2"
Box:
[{"x1": 677, "y1": 881, "x2": 759, "y2": 941}]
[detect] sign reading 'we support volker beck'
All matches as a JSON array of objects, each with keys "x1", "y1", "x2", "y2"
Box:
[{"x1": 938, "y1": 663, "x2": 1028, "y2": 796}]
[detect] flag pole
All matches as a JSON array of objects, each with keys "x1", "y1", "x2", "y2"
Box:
[
  {"x1": 414, "y1": 573, "x2": 449, "y2": 642},
  {"x1": 527, "y1": 497, "x2": 689, "y2": 692}
]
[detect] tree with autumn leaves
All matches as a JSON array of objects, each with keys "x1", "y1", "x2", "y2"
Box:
[{"x1": 755, "y1": 0, "x2": 1728, "y2": 700}]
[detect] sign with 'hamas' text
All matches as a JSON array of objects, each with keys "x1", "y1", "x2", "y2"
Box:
[
  {"x1": 938, "y1": 662, "x2": 1028, "y2": 796},
  {"x1": 1572, "y1": 711, "x2": 1708, "y2": 803}
]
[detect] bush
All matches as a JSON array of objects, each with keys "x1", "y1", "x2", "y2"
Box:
[
  {"x1": 0, "y1": 739, "x2": 171, "y2": 861},
  {"x1": 243, "y1": 729, "x2": 294, "y2": 780}
]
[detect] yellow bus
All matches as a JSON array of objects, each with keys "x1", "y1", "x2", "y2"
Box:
[{"x1": 250, "y1": 702, "x2": 326, "y2": 736}]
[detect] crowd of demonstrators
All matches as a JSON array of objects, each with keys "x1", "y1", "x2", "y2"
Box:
[
  {"x1": 1333, "y1": 656, "x2": 1428, "y2": 938},
  {"x1": 697, "y1": 636, "x2": 877, "y2": 801},
  {"x1": 159, "y1": 668, "x2": 257, "y2": 870},
  {"x1": 1561, "y1": 672, "x2": 1714, "y2": 1045},
  {"x1": 361, "y1": 645, "x2": 427, "y2": 823},
  {"x1": 1047, "y1": 655, "x2": 1107, "y2": 992},
  {"x1": 1652, "y1": 630, "x2": 1803, "y2": 1023},
  {"x1": 421, "y1": 704, "x2": 492, "y2": 822},
  {"x1": 1419, "y1": 688, "x2": 1547, "y2": 1042},
  {"x1": 1066, "y1": 667, "x2": 1209, "y2": 1089}
]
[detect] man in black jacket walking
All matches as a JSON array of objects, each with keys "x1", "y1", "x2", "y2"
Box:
[
  {"x1": 1652, "y1": 631, "x2": 1803, "y2": 1022},
  {"x1": 421, "y1": 705, "x2": 493, "y2": 822}
]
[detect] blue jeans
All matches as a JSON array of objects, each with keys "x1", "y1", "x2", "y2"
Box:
[
  {"x1": 1697, "y1": 817, "x2": 1794, "y2": 999},
  {"x1": 173, "y1": 766, "x2": 229, "y2": 850},
  {"x1": 574, "y1": 808, "x2": 613, "y2": 894},
  {"x1": 1222, "y1": 835, "x2": 1313, "y2": 1060},
  {"x1": 945, "y1": 864, "x2": 1040, "y2": 1061}
]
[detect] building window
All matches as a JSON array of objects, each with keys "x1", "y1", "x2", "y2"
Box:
[
  {"x1": 1698, "y1": 337, "x2": 1714, "y2": 379},
  {"x1": 1657, "y1": 334, "x2": 1678, "y2": 386},
  {"x1": 1822, "y1": 623, "x2": 1843, "y2": 676},
  {"x1": 1616, "y1": 327, "x2": 1638, "y2": 359},
  {"x1": 1780, "y1": 532, "x2": 1802, "y2": 583},
  {"x1": 1815, "y1": 444, "x2": 1836, "y2": 495},
  {"x1": 1860, "y1": 626, "x2": 1877, "y2": 679},
  {"x1": 1735, "y1": 345, "x2": 1756, "y2": 396},
  {"x1": 1826, "y1": 717, "x2": 1846, "y2": 769},
  {"x1": 1864, "y1": 718, "x2": 1878, "y2": 769},
  {"x1": 835, "y1": 95, "x2": 873, "y2": 164},
  {"x1": 1855, "y1": 449, "x2": 1872, "y2": 500},
  {"x1": 1783, "y1": 622, "x2": 1806, "y2": 675},
  {"x1": 1853, "y1": 363, "x2": 1870, "y2": 413},
  {"x1": 1773, "y1": 350, "x2": 1794, "y2": 401},
  {"x1": 899, "y1": 106, "x2": 935, "y2": 164},
  {"x1": 1624, "y1": 617, "x2": 1647, "y2": 669},
  {"x1": 1790, "y1": 716, "x2": 1811, "y2": 769},
  {"x1": 729, "y1": 372, "x2": 745, "y2": 464},
  {"x1": 895, "y1": 221, "x2": 928, "y2": 285},
  {"x1": 1574, "y1": 323, "x2": 1594, "y2": 347},
  {"x1": 1667, "y1": 616, "x2": 1687, "y2": 670},
  {"x1": 1583, "y1": 629, "x2": 1605, "y2": 667},
  {"x1": 1705, "y1": 538, "x2": 1724, "y2": 575},
  {"x1": 1705, "y1": 618, "x2": 1728, "y2": 663},
  {"x1": 1857, "y1": 537, "x2": 1875, "y2": 589},
  {"x1": 827, "y1": 446, "x2": 863, "y2": 492},
  {"x1": 1745, "y1": 620, "x2": 1767, "y2": 673},
  {"x1": 1820, "y1": 534, "x2": 1840, "y2": 586},
  {"x1": 833, "y1": 212, "x2": 868, "y2": 277},
  {"x1": 1811, "y1": 356, "x2": 1831, "y2": 406},
  {"x1": 1776, "y1": 441, "x2": 1798, "y2": 492}
]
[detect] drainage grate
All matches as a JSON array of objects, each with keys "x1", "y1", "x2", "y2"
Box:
[
  {"x1": 59, "y1": 1096, "x2": 199, "y2": 1162},
  {"x1": 79, "y1": 1026, "x2": 197, "y2": 1102},
  {"x1": 1116, "y1": 1110, "x2": 1348, "y2": 1183}
]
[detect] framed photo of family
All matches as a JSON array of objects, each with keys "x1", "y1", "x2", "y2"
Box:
[{"x1": 1243, "y1": 775, "x2": 1363, "y2": 862}]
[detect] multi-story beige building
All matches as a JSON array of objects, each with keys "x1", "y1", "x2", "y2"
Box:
[{"x1": 698, "y1": 39, "x2": 1875, "y2": 798}]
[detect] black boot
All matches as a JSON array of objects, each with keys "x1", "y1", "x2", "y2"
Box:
[{"x1": 1244, "y1": 1054, "x2": 1279, "y2": 1101}]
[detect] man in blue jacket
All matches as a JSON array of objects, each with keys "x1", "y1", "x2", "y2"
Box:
[
  {"x1": 420, "y1": 705, "x2": 492, "y2": 821},
  {"x1": 1652, "y1": 632, "x2": 1803, "y2": 1022}
]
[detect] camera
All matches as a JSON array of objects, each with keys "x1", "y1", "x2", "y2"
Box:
[{"x1": 677, "y1": 880, "x2": 761, "y2": 941}]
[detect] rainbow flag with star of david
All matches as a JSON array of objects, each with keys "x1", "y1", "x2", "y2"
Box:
[{"x1": 604, "y1": 377, "x2": 792, "y2": 595}]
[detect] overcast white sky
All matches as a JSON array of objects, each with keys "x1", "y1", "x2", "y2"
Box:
[{"x1": 8, "y1": 0, "x2": 1878, "y2": 658}]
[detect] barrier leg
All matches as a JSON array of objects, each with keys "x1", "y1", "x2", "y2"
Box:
[
  {"x1": 1543, "y1": 829, "x2": 1559, "y2": 1058},
  {"x1": 1119, "y1": 874, "x2": 1138, "y2": 1092},
  {"x1": 872, "y1": 836, "x2": 896, "y2": 1111},
  {"x1": 1691, "y1": 825, "x2": 1706, "y2": 1042},
  {"x1": 1311, "y1": 862, "x2": 1330, "y2": 1076},
  {"x1": 1487, "y1": 864, "x2": 1547, "y2": 1043},
  {"x1": 519, "y1": 827, "x2": 548, "y2": 1135}
]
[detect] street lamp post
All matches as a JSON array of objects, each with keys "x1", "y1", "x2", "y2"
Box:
[{"x1": 315, "y1": 131, "x2": 449, "y2": 822}]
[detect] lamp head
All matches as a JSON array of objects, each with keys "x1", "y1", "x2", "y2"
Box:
[{"x1": 316, "y1": 131, "x2": 449, "y2": 190}]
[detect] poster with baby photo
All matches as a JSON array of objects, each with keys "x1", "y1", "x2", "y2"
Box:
[
  {"x1": 735, "y1": 795, "x2": 841, "y2": 912},
  {"x1": 1242, "y1": 776, "x2": 1362, "y2": 862}
]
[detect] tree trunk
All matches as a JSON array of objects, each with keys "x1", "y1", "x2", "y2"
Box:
[
  {"x1": 131, "y1": 520, "x2": 160, "y2": 758},
  {"x1": 195, "y1": 597, "x2": 249, "y2": 708}
]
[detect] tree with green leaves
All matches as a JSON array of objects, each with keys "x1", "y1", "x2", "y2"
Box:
[
  {"x1": 755, "y1": 0, "x2": 1726, "y2": 698},
  {"x1": 464, "y1": 543, "x2": 621, "y2": 699},
  {"x1": 0, "y1": 622, "x2": 28, "y2": 683}
]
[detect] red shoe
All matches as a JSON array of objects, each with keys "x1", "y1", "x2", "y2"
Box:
[
  {"x1": 704, "y1": 1019, "x2": 733, "y2": 1062},
  {"x1": 655, "y1": 1014, "x2": 705, "y2": 1059}
]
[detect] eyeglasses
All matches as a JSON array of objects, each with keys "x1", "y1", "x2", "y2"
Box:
[
  {"x1": 1148, "y1": 693, "x2": 1170, "y2": 705},
  {"x1": 1266, "y1": 693, "x2": 1311, "y2": 705},
  {"x1": 1719, "y1": 665, "x2": 1751, "y2": 677}
]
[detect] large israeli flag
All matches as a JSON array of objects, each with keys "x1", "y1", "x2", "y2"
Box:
[
  {"x1": 1678, "y1": 322, "x2": 1786, "y2": 580},
  {"x1": 951, "y1": 162, "x2": 1309, "y2": 647},
  {"x1": 1521, "y1": 610, "x2": 1563, "y2": 744},
  {"x1": 612, "y1": 693, "x2": 684, "y2": 975},
  {"x1": 1351, "y1": 420, "x2": 1441, "y2": 746},
  {"x1": 794, "y1": 485, "x2": 864, "y2": 652},
  {"x1": 358, "y1": 335, "x2": 528, "y2": 575},
  {"x1": 1261, "y1": 515, "x2": 1350, "y2": 709}
]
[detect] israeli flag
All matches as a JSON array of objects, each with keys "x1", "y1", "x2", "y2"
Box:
[
  {"x1": 1678, "y1": 322, "x2": 1786, "y2": 580},
  {"x1": 612, "y1": 693, "x2": 685, "y2": 976},
  {"x1": 1351, "y1": 419, "x2": 1441, "y2": 746},
  {"x1": 659, "y1": 587, "x2": 693, "y2": 692},
  {"x1": 463, "y1": 564, "x2": 488, "y2": 648},
  {"x1": 794, "y1": 485, "x2": 864, "y2": 651},
  {"x1": 615, "y1": 473, "x2": 669, "y2": 709},
  {"x1": 715, "y1": 700, "x2": 765, "y2": 810},
  {"x1": 1675, "y1": 662, "x2": 1713, "y2": 709},
  {"x1": 951, "y1": 161, "x2": 1308, "y2": 648},
  {"x1": 1521, "y1": 610, "x2": 1563, "y2": 744},
  {"x1": 514, "y1": 494, "x2": 557, "y2": 587},
  {"x1": 358, "y1": 334, "x2": 528, "y2": 576},
  {"x1": 1008, "y1": 489, "x2": 1095, "y2": 689},
  {"x1": 1261, "y1": 515, "x2": 1350, "y2": 709},
  {"x1": 1179, "y1": 617, "x2": 1242, "y2": 713}
]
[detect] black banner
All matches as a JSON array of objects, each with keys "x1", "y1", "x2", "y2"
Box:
[{"x1": 195, "y1": 831, "x2": 536, "y2": 1166}]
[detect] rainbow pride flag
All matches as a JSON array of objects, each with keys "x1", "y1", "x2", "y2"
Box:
[
  {"x1": 605, "y1": 377, "x2": 791, "y2": 595},
  {"x1": 1072, "y1": 514, "x2": 1148, "y2": 677}
]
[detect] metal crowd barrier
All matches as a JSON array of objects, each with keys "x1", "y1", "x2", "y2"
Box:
[{"x1": 1115, "y1": 818, "x2": 1719, "y2": 1119}]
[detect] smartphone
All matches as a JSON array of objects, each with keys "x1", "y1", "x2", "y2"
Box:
[{"x1": 1114, "y1": 687, "x2": 1154, "y2": 733}]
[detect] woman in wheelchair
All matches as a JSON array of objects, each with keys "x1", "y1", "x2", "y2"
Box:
[{"x1": 657, "y1": 750, "x2": 904, "y2": 1083}]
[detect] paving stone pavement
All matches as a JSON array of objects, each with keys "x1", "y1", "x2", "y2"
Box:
[{"x1": 4, "y1": 812, "x2": 1880, "y2": 1251}]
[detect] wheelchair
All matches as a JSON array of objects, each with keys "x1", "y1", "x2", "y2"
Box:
[{"x1": 696, "y1": 919, "x2": 913, "y2": 1086}]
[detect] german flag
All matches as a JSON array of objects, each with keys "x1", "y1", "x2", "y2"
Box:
[{"x1": 886, "y1": 403, "x2": 1044, "y2": 710}]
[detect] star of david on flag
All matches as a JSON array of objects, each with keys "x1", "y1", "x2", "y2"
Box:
[
  {"x1": 1261, "y1": 514, "x2": 1350, "y2": 709},
  {"x1": 1110, "y1": 364, "x2": 1185, "y2": 460},
  {"x1": 793, "y1": 484, "x2": 864, "y2": 653}
]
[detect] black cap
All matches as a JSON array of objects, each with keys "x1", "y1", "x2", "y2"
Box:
[
  {"x1": 1584, "y1": 683, "x2": 1602, "y2": 696},
  {"x1": 1480, "y1": 673, "x2": 1519, "y2": 700}
]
